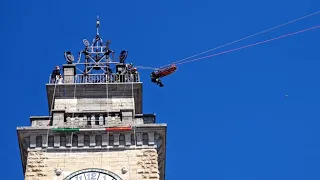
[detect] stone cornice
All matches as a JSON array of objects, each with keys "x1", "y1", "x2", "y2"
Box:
[
  {"x1": 17, "y1": 124, "x2": 167, "y2": 132},
  {"x1": 17, "y1": 124, "x2": 167, "y2": 179}
]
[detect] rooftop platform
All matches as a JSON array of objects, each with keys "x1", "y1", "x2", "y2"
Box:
[{"x1": 46, "y1": 73, "x2": 143, "y2": 114}]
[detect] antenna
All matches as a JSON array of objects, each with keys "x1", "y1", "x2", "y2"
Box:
[
  {"x1": 96, "y1": 15, "x2": 100, "y2": 35},
  {"x1": 65, "y1": 17, "x2": 119, "y2": 75}
]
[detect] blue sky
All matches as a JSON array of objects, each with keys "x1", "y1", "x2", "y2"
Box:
[{"x1": 2, "y1": 0, "x2": 320, "y2": 179}]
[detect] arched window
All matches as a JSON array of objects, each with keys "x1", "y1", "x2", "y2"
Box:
[
  {"x1": 48, "y1": 135, "x2": 54, "y2": 147},
  {"x1": 72, "y1": 134, "x2": 78, "y2": 147},
  {"x1": 84, "y1": 135, "x2": 90, "y2": 146},
  {"x1": 142, "y1": 133, "x2": 148, "y2": 145},
  {"x1": 36, "y1": 135, "x2": 42, "y2": 147},
  {"x1": 60, "y1": 135, "x2": 66, "y2": 147},
  {"x1": 95, "y1": 135, "x2": 102, "y2": 146},
  {"x1": 119, "y1": 134, "x2": 125, "y2": 146},
  {"x1": 131, "y1": 133, "x2": 135, "y2": 145}
]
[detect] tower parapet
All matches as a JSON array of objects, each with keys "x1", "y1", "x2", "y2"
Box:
[
  {"x1": 17, "y1": 18, "x2": 167, "y2": 180},
  {"x1": 46, "y1": 17, "x2": 143, "y2": 117}
]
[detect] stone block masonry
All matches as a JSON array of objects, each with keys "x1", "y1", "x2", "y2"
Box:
[
  {"x1": 54, "y1": 98, "x2": 135, "y2": 112},
  {"x1": 25, "y1": 149, "x2": 160, "y2": 180}
]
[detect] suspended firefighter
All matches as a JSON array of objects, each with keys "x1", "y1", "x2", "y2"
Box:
[
  {"x1": 150, "y1": 64, "x2": 177, "y2": 87},
  {"x1": 150, "y1": 72, "x2": 164, "y2": 87}
]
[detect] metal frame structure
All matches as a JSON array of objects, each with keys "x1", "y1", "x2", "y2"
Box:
[{"x1": 66, "y1": 16, "x2": 124, "y2": 76}]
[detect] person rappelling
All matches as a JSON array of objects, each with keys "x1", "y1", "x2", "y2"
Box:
[{"x1": 150, "y1": 72, "x2": 164, "y2": 87}]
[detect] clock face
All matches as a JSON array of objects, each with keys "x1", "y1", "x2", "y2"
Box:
[{"x1": 64, "y1": 168, "x2": 122, "y2": 180}]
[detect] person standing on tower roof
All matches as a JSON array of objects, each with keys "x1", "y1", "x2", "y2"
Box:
[
  {"x1": 126, "y1": 63, "x2": 133, "y2": 72},
  {"x1": 51, "y1": 66, "x2": 61, "y2": 83},
  {"x1": 104, "y1": 40, "x2": 114, "y2": 62},
  {"x1": 131, "y1": 67, "x2": 138, "y2": 82}
]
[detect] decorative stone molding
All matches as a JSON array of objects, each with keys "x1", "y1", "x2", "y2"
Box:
[
  {"x1": 102, "y1": 133, "x2": 109, "y2": 146},
  {"x1": 52, "y1": 110, "x2": 65, "y2": 127},
  {"x1": 99, "y1": 114, "x2": 104, "y2": 125},
  {"x1": 113, "y1": 133, "x2": 120, "y2": 146},
  {"x1": 90, "y1": 135, "x2": 95, "y2": 147},
  {"x1": 66, "y1": 134, "x2": 72, "y2": 147},
  {"x1": 30, "y1": 116, "x2": 50, "y2": 127},
  {"x1": 54, "y1": 98, "x2": 135, "y2": 113},
  {"x1": 41, "y1": 134, "x2": 47, "y2": 147},
  {"x1": 136, "y1": 133, "x2": 143, "y2": 146},
  {"x1": 125, "y1": 133, "x2": 131, "y2": 146},
  {"x1": 17, "y1": 123, "x2": 166, "y2": 179},
  {"x1": 78, "y1": 134, "x2": 84, "y2": 147},
  {"x1": 23, "y1": 130, "x2": 162, "y2": 151},
  {"x1": 54, "y1": 135, "x2": 60, "y2": 147},
  {"x1": 148, "y1": 132, "x2": 155, "y2": 145},
  {"x1": 30, "y1": 114, "x2": 157, "y2": 128},
  {"x1": 29, "y1": 135, "x2": 36, "y2": 148}
]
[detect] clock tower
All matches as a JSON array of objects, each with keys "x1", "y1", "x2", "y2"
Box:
[{"x1": 17, "y1": 18, "x2": 167, "y2": 180}]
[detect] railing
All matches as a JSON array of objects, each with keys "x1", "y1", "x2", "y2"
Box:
[{"x1": 48, "y1": 73, "x2": 140, "y2": 84}]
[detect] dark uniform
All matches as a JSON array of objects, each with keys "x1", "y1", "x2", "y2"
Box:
[
  {"x1": 150, "y1": 72, "x2": 164, "y2": 87},
  {"x1": 51, "y1": 66, "x2": 61, "y2": 83}
]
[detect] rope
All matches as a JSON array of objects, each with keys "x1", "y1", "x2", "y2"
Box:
[
  {"x1": 45, "y1": 78, "x2": 58, "y2": 147},
  {"x1": 175, "y1": 24, "x2": 320, "y2": 66},
  {"x1": 131, "y1": 77, "x2": 135, "y2": 119},
  {"x1": 48, "y1": 78, "x2": 59, "y2": 124},
  {"x1": 166, "y1": 10, "x2": 320, "y2": 67},
  {"x1": 132, "y1": 73, "x2": 138, "y2": 174},
  {"x1": 103, "y1": 76, "x2": 109, "y2": 169},
  {"x1": 135, "y1": 65, "x2": 157, "y2": 70},
  {"x1": 130, "y1": 78, "x2": 135, "y2": 180},
  {"x1": 63, "y1": 77, "x2": 77, "y2": 179}
]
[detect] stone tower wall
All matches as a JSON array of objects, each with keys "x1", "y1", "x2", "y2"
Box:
[{"x1": 25, "y1": 149, "x2": 160, "y2": 180}]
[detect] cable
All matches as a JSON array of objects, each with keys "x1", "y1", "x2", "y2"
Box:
[
  {"x1": 45, "y1": 77, "x2": 58, "y2": 160},
  {"x1": 131, "y1": 76, "x2": 135, "y2": 180},
  {"x1": 167, "y1": 10, "x2": 320, "y2": 67},
  {"x1": 175, "y1": 24, "x2": 320, "y2": 65},
  {"x1": 134, "y1": 10, "x2": 320, "y2": 71},
  {"x1": 63, "y1": 77, "x2": 77, "y2": 179},
  {"x1": 104, "y1": 74, "x2": 109, "y2": 169},
  {"x1": 135, "y1": 65, "x2": 157, "y2": 70}
]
